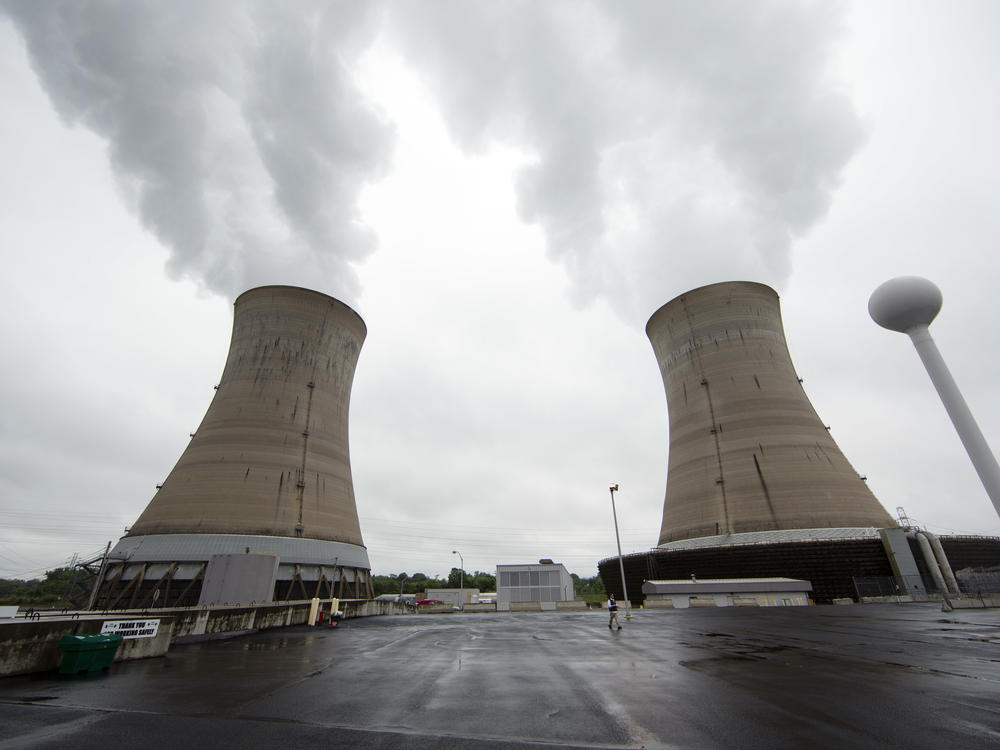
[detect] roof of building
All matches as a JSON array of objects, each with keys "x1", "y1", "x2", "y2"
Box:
[
  {"x1": 656, "y1": 527, "x2": 882, "y2": 552},
  {"x1": 642, "y1": 577, "x2": 813, "y2": 594}
]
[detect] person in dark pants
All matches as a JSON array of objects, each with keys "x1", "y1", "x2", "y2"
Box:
[{"x1": 608, "y1": 594, "x2": 622, "y2": 630}]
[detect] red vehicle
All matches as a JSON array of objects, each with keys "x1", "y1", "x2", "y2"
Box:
[{"x1": 416, "y1": 599, "x2": 445, "y2": 606}]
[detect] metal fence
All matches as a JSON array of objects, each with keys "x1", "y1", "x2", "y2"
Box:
[{"x1": 955, "y1": 567, "x2": 1000, "y2": 594}]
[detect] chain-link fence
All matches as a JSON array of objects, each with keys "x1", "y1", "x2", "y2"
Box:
[{"x1": 955, "y1": 567, "x2": 1000, "y2": 594}]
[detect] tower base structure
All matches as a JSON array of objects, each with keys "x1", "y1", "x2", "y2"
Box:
[
  {"x1": 599, "y1": 531, "x2": 1000, "y2": 605},
  {"x1": 92, "y1": 534, "x2": 372, "y2": 609}
]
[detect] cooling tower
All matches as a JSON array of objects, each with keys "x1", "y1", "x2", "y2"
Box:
[
  {"x1": 646, "y1": 281, "x2": 896, "y2": 545},
  {"x1": 93, "y1": 286, "x2": 373, "y2": 608}
]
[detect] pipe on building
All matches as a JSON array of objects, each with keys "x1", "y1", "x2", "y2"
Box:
[
  {"x1": 912, "y1": 532, "x2": 948, "y2": 594},
  {"x1": 923, "y1": 531, "x2": 961, "y2": 595}
]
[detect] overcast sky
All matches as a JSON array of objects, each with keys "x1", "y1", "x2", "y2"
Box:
[{"x1": 1, "y1": 1, "x2": 999, "y2": 581}]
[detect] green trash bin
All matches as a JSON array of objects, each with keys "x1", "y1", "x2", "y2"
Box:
[{"x1": 57, "y1": 634, "x2": 124, "y2": 676}]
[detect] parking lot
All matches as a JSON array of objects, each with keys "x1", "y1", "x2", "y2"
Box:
[{"x1": 1, "y1": 603, "x2": 999, "y2": 749}]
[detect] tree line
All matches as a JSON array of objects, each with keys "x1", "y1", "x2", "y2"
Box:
[
  {"x1": 372, "y1": 568, "x2": 497, "y2": 596},
  {"x1": 0, "y1": 567, "x2": 90, "y2": 607},
  {"x1": 2, "y1": 566, "x2": 608, "y2": 606},
  {"x1": 372, "y1": 568, "x2": 607, "y2": 600}
]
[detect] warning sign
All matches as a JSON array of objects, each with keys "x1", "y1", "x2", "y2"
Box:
[{"x1": 100, "y1": 619, "x2": 160, "y2": 639}]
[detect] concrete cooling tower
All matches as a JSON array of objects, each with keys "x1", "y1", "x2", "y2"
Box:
[
  {"x1": 92, "y1": 286, "x2": 373, "y2": 609},
  {"x1": 600, "y1": 281, "x2": 1000, "y2": 604},
  {"x1": 646, "y1": 281, "x2": 896, "y2": 543}
]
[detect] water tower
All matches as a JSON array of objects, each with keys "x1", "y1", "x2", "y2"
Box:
[{"x1": 869, "y1": 276, "x2": 1000, "y2": 519}]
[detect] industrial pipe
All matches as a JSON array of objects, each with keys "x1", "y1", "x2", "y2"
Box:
[
  {"x1": 923, "y1": 531, "x2": 961, "y2": 595},
  {"x1": 914, "y1": 532, "x2": 948, "y2": 595}
]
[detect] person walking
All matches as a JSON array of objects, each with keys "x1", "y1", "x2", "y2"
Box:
[{"x1": 608, "y1": 594, "x2": 622, "y2": 630}]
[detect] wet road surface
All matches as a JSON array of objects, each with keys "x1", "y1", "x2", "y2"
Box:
[{"x1": 1, "y1": 603, "x2": 999, "y2": 749}]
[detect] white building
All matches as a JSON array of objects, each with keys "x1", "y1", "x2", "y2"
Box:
[
  {"x1": 641, "y1": 578, "x2": 813, "y2": 608},
  {"x1": 496, "y1": 561, "x2": 575, "y2": 611}
]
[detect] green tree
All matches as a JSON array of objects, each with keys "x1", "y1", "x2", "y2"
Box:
[
  {"x1": 469, "y1": 571, "x2": 496, "y2": 592},
  {"x1": 0, "y1": 577, "x2": 36, "y2": 601},
  {"x1": 571, "y1": 573, "x2": 607, "y2": 605},
  {"x1": 373, "y1": 571, "x2": 455, "y2": 596},
  {"x1": 0, "y1": 567, "x2": 90, "y2": 607}
]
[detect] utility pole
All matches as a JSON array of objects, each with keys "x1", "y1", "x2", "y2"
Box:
[
  {"x1": 452, "y1": 550, "x2": 464, "y2": 609},
  {"x1": 609, "y1": 483, "x2": 631, "y2": 619},
  {"x1": 63, "y1": 553, "x2": 79, "y2": 604},
  {"x1": 86, "y1": 541, "x2": 112, "y2": 610}
]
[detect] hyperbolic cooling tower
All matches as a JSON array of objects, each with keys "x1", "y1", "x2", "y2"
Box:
[
  {"x1": 93, "y1": 286, "x2": 372, "y2": 608},
  {"x1": 646, "y1": 281, "x2": 896, "y2": 545}
]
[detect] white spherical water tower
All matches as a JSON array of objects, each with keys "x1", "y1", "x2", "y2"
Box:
[{"x1": 869, "y1": 276, "x2": 1000, "y2": 519}]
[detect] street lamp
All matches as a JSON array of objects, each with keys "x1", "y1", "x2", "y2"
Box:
[
  {"x1": 609, "y1": 483, "x2": 631, "y2": 619},
  {"x1": 452, "y1": 550, "x2": 464, "y2": 609}
]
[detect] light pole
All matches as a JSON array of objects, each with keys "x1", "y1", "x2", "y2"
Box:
[
  {"x1": 452, "y1": 550, "x2": 464, "y2": 609},
  {"x1": 609, "y1": 483, "x2": 631, "y2": 619}
]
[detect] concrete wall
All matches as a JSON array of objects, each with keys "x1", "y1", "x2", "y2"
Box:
[
  {"x1": 419, "y1": 589, "x2": 480, "y2": 606},
  {"x1": 1, "y1": 599, "x2": 411, "y2": 677},
  {"x1": 416, "y1": 605, "x2": 454, "y2": 614},
  {"x1": 645, "y1": 591, "x2": 810, "y2": 608},
  {"x1": 948, "y1": 596, "x2": 1000, "y2": 609},
  {"x1": 341, "y1": 599, "x2": 411, "y2": 617},
  {"x1": 643, "y1": 600, "x2": 675, "y2": 609},
  {"x1": 645, "y1": 281, "x2": 896, "y2": 544},
  {"x1": 0, "y1": 616, "x2": 174, "y2": 677},
  {"x1": 170, "y1": 603, "x2": 308, "y2": 640},
  {"x1": 169, "y1": 598, "x2": 411, "y2": 638}
]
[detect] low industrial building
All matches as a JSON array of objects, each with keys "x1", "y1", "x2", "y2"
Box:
[
  {"x1": 642, "y1": 577, "x2": 813, "y2": 608},
  {"x1": 496, "y1": 561, "x2": 575, "y2": 611},
  {"x1": 418, "y1": 589, "x2": 480, "y2": 607}
]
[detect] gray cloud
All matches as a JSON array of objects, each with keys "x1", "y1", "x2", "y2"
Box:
[
  {"x1": 2, "y1": 0, "x2": 391, "y2": 303},
  {"x1": 387, "y1": 0, "x2": 865, "y2": 321},
  {"x1": 4, "y1": 0, "x2": 862, "y2": 321}
]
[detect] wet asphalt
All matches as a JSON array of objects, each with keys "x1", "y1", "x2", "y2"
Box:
[{"x1": 1, "y1": 603, "x2": 999, "y2": 749}]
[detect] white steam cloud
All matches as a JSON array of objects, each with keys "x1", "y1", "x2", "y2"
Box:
[
  {"x1": 386, "y1": 0, "x2": 864, "y2": 319},
  {"x1": 2, "y1": 0, "x2": 391, "y2": 303},
  {"x1": 2, "y1": 0, "x2": 863, "y2": 318}
]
